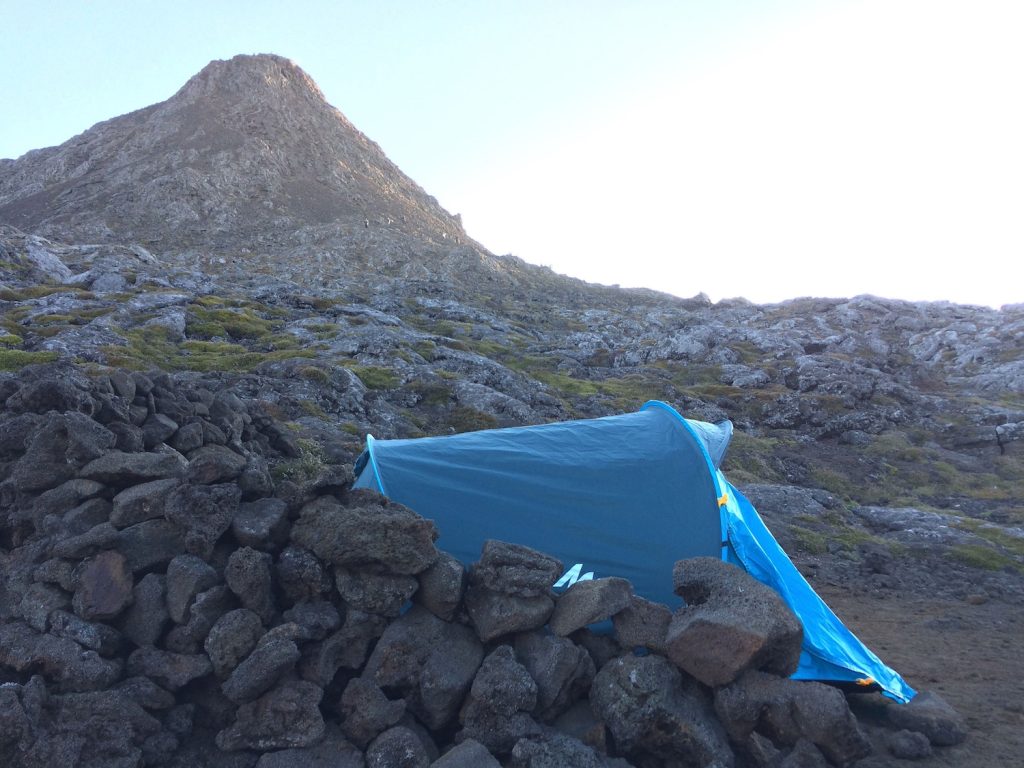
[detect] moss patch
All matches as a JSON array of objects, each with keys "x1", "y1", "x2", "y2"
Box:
[{"x1": 0, "y1": 349, "x2": 60, "y2": 371}]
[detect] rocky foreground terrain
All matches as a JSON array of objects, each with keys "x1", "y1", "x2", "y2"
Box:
[{"x1": 1, "y1": 54, "x2": 1023, "y2": 766}]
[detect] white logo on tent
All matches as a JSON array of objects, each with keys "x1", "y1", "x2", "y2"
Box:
[{"x1": 553, "y1": 563, "x2": 594, "y2": 589}]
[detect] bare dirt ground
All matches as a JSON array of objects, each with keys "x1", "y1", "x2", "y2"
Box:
[{"x1": 821, "y1": 587, "x2": 1024, "y2": 767}]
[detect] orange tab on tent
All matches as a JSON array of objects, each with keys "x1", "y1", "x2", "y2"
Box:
[{"x1": 717, "y1": 493, "x2": 729, "y2": 507}]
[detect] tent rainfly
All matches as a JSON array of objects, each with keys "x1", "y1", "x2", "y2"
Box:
[{"x1": 353, "y1": 400, "x2": 915, "y2": 703}]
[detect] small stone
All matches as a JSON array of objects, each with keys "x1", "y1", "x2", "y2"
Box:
[
  {"x1": 366, "y1": 726, "x2": 430, "y2": 768},
  {"x1": 118, "y1": 573, "x2": 170, "y2": 647},
  {"x1": 110, "y1": 478, "x2": 181, "y2": 527},
  {"x1": 886, "y1": 690, "x2": 968, "y2": 746},
  {"x1": 888, "y1": 729, "x2": 933, "y2": 759},
  {"x1": 117, "y1": 519, "x2": 186, "y2": 572},
  {"x1": 613, "y1": 595, "x2": 671, "y2": 652},
  {"x1": 339, "y1": 677, "x2": 406, "y2": 748},
  {"x1": 205, "y1": 609, "x2": 265, "y2": 679},
  {"x1": 187, "y1": 444, "x2": 247, "y2": 484},
  {"x1": 216, "y1": 680, "x2": 325, "y2": 751},
  {"x1": 126, "y1": 647, "x2": 212, "y2": 690},
  {"x1": 225, "y1": 546, "x2": 277, "y2": 623},
  {"x1": 232, "y1": 497, "x2": 289, "y2": 549},
  {"x1": 221, "y1": 634, "x2": 301, "y2": 703},
  {"x1": 166, "y1": 554, "x2": 220, "y2": 624},
  {"x1": 432, "y1": 739, "x2": 501, "y2": 767},
  {"x1": 79, "y1": 450, "x2": 185, "y2": 486},
  {"x1": 72, "y1": 550, "x2": 134, "y2": 620},
  {"x1": 415, "y1": 551, "x2": 466, "y2": 622},
  {"x1": 142, "y1": 413, "x2": 179, "y2": 449},
  {"x1": 164, "y1": 482, "x2": 241, "y2": 559},
  {"x1": 335, "y1": 567, "x2": 418, "y2": 617}
]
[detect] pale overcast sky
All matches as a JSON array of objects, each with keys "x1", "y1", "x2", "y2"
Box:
[{"x1": 2, "y1": 0, "x2": 1021, "y2": 307}]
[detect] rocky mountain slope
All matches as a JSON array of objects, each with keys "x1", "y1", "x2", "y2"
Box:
[{"x1": 1, "y1": 54, "x2": 1023, "y2": 766}]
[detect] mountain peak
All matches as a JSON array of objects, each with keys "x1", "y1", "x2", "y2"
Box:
[
  {"x1": 173, "y1": 53, "x2": 327, "y2": 107},
  {"x1": 0, "y1": 53, "x2": 467, "y2": 259}
]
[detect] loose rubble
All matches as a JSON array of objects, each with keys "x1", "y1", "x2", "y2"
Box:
[{"x1": 0, "y1": 365, "x2": 970, "y2": 767}]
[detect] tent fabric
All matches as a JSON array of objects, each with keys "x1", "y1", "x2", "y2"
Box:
[
  {"x1": 355, "y1": 403, "x2": 724, "y2": 602},
  {"x1": 352, "y1": 400, "x2": 915, "y2": 703}
]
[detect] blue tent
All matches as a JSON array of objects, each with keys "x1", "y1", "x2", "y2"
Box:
[{"x1": 353, "y1": 400, "x2": 915, "y2": 703}]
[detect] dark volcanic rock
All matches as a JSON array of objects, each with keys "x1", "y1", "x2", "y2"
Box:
[
  {"x1": 187, "y1": 444, "x2": 248, "y2": 484},
  {"x1": 164, "y1": 482, "x2": 241, "y2": 559},
  {"x1": 465, "y1": 583, "x2": 555, "y2": 642},
  {"x1": 292, "y1": 492, "x2": 438, "y2": 575},
  {"x1": 14, "y1": 687, "x2": 161, "y2": 768},
  {"x1": 126, "y1": 647, "x2": 213, "y2": 691},
  {"x1": 232, "y1": 497, "x2": 289, "y2": 549},
  {"x1": 885, "y1": 690, "x2": 968, "y2": 746},
  {"x1": 71, "y1": 550, "x2": 134, "y2": 620},
  {"x1": 205, "y1": 608, "x2": 265, "y2": 679},
  {"x1": 78, "y1": 450, "x2": 185, "y2": 486},
  {"x1": 48, "y1": 609, "x2": 122, "y2": 655},
  {"x1": 432, "y1": 738, "x2": 501, "y2": 767},
  {"x1": 216, "y1": 679, "x2": 325, "y2": 752},
  {"x1": 459, "y1": 645, "x2": 541, "y2": 755},
  {"x1": 414, "y1": 551, "x2": 466, "y2": 621},
  {"x1": 164, "y1": 584, "x2": 236, "y2": 653},
  {"x1": 300, "y1": 608, "x2": 389, "y2": 686},
  {"x1": 117, "y1": 518, "x2": 187, "y2": 571},
  {"x1": 590, "y1": 654, "x2": 734, "y2": 767},
  {"x1": 888, "y1": 729, "x2": 933, "y2": 759},
  {"x1": 0, "y1": 621, "x2": 123, "y2": 692},
  {"x1": 667, "y1": 557, "x2": 803, "y2": 687},
  {"x1": 117, "y1": 572, "x2": 170, "y2": 648},
  {"x1": 225, "y1": 546, "x2": 277, "y2": 623},
  {"x1": 509, "y1": 731, "x2": 609, "y2": 768},
  {"x1": 110, "y1": 477, "x2": 181, "y2": 527},
  {"x1": 472, "y1": 539, "x2": 563, "y2": 598},
  {"x1": 276, "y1": 545, "x2": 332, "y2": 602},
  {"x1": 612, "y1": 595, "x2": 671, "y2": 652},
  {"x1": 254, "y1": 724, "x2": 366, "y2": 767},
  {"x1": 548, "y1": 576, "x2": 633, "y2": 636},
  {"x1": 714, "y1": 670, "x2": 871, "y2": 766},
  {"x1": 166, "y1": 553, "x2": 220, "y2": 624},
  {"x1": 281, "y1": 600, "x2": 340, "y2": 641},
  {"x1": 366, "y1": 725, "x2": 430, "y2": 768},
  {"x1": 334, "y1": 566, "x2": 418, "y2": 617},
  {"x1": 339, "y1": 677, "x2": 407, "y2": 749},
  {"x1": 513, "y1": 630, "x2": 595, "y2": 723},
  {"x1": 222, "y1": 633, "x2": 302, "y2": 703},
  {"x1": 364, "y1": 605, "x2": 484, "y2": 730}
]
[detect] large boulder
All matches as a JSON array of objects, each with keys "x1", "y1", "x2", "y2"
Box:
[
  {"x1": 548, "y1": 577, "x2": 633, "y2": 636},
  {"x1": 459, "y1": 645, "x2": 541, "y2": 755},
  {"x1": 291, "y1": 491, "x2": 438, "y2": 575},
  {"x1": 666, "y1": 557, "x2": 803, "y2": 687},
  {"x1": 590, "y1": 654, "x2": 734, "y2": 767},
  {"x1": 471, "y1": 540, "x2": 563, "y2": 598},
  {"x1": 364, "y1": 606, "x2": 484, "y2": 730},
  {"x1": 513, "y1": 631, "x2": 595, "y2": 723},
  {"x1": 885, "y1": 690, "x2": 968, "y2": 746},
  {"x1": 714, "y1": 670, "x2": 871, "y2": 766},
  {"x1": 338, "y1": 677, "x2": 406, "y2": 749},
  {"x1": 164, "y1": 482, "x2": 241, "y2": 560},
  {"x1": 216, "y1": 679, "x2": 325, "y2": 751}
]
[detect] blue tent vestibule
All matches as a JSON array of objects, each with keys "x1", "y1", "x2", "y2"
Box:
[{"x1": 353, "y1": 400, "x2": 915, "y2": 703}]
